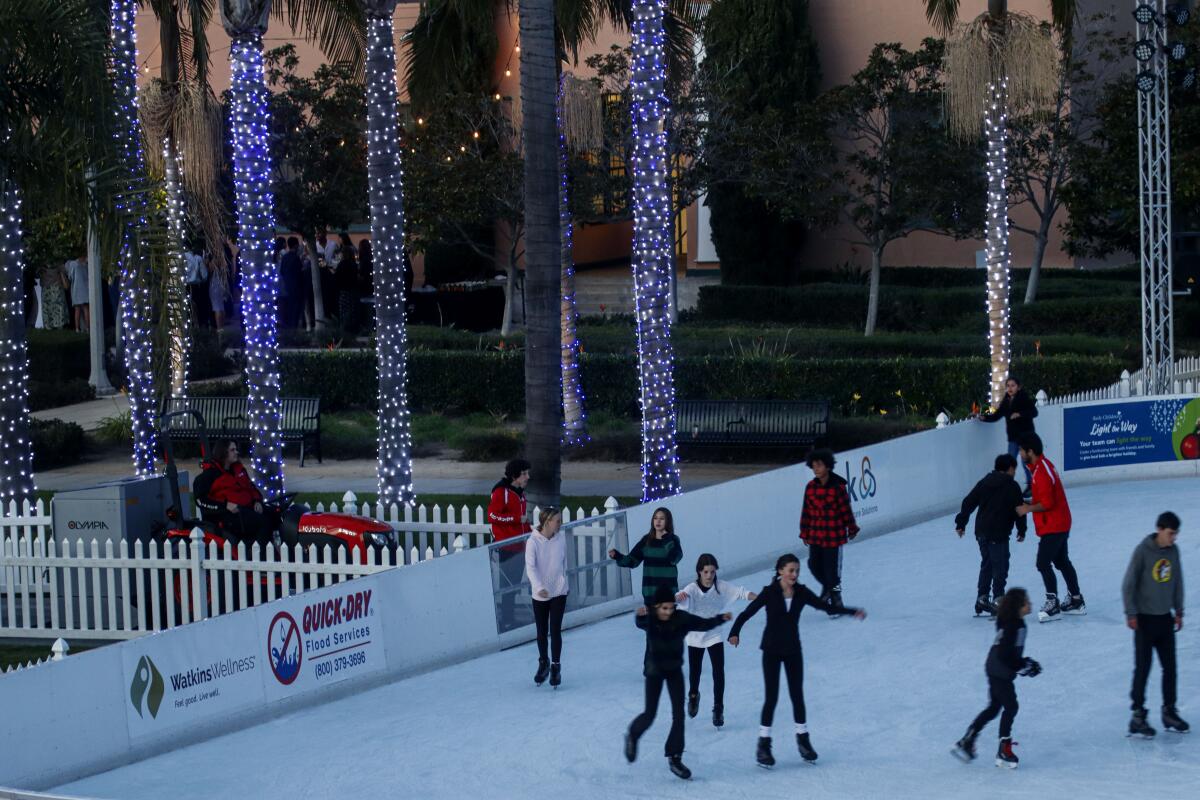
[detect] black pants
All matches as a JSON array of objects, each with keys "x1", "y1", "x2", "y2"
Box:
[
  {"x1": 687, "y1": 643, "x2": 726, "y2": 709},
  {"x1": 629, "y1": 669, "x2": 686, "y2": 757},
  {"x1": 971, "y1": 675, "x2": 1019, "y2": 738},
  {"x1": 1035, "y1": 532, "x2": 1080, "y2": 596},
  {"x1": 213, "y1": 506, "x2": 278, "y2": 547},
  {"x1": 807, "y1": 545, "x2": 841, "y2": 598},
  {"x1": 1131, "y1": 613, "x2": 1177, "y2": 710},
  {"x1": 976, "y1": 538, "x2": 1010, "y2": 598},
  {"x1": 761, "y1": 651, "x2": 806, "y2": 727},
  {"x1": 532, "y1": 594, "x2": 566, "y2": 662}
]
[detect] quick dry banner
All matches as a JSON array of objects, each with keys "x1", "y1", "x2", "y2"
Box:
[{"x1": 1063, "y1": 398, "x2": 1200, "y2": 471}]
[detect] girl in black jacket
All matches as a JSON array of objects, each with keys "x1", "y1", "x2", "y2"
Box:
[
  {"x1": 728, "y1": 553, "x2": 866, "y2": 768},
  {"x1": 953, "y1": 587, "x2": 1041, "y2": 769},
  {"x1": 979, "y1": 376, "x2": 1038, "y2": 492}
]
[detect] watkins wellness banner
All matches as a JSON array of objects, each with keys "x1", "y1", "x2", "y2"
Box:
[{"x1": 1063, "y1": 398, "x2": 1200, "y2": 471}]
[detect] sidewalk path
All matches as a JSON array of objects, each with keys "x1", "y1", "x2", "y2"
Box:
[{"x1": 32, "y1": 394, "x2": 130, "y2": 431}]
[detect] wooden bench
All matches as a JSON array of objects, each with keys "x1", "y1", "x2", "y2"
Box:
[
  {"x1": 677, "y1": 399, "x2": 830, "y2": 448},
  {"x1": 160, "y1": 396, "x2": 323, "y2": 466}
]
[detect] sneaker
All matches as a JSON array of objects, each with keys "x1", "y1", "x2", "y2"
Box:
[
  {"x1": 667, "y1": 755, "x2": 691, "y2": 780},
  {"x1": 1060, "y1": 594, "x2": 1087, "y2": 615},
  {"x1": 1037, "y1": 595, "x2": 1061, "y2": 623},
  {"x1": 756, "y1": 737, "x2": 775, "y2": 768},
  {"x1": 687, "y1": 691, "x2": 700, "y2": 718},
  {"x1": 952, "y1": 727, "x2": 978, "y2": 762},
  {"x1": 1162, "y1": 706, "x2": 1190, "y2": 733},
  {"x1": 995, "y1": 737, "x2": 1019, "y2": 769},
  {"x1": 796, "y1": 732, "x2": 818, "y2": 762},
  {"x1": 1129, "y1": 707, "x2": 1156, "y2": 739},
  {"x1": 549, "y1": 662, "x2": 561, "y2": 688},
  {"x1": 534, "y1": 658, "x2": 550, "y2": 686},
  {"x1": 624, "y1": 728, "x2": 638, "y2": 762},
  {"x1": 713, "y1": 705, "x2": 724, "y2": 728}
]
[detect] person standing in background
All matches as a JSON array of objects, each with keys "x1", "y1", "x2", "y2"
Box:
[
  {"x1": 64, "y1": 249, "x2": 90, "y2": 332},
  {"x1": 185, "y1": 242, "x2": 211, "y2": 329},
  {"x1": 37, "y1": 259, "x2": 69, "y2": 330},
  {"x1": 488, "y1": 459, "x2": 532, "y2": 629},
  {"x1": 336, "y1": 232, "x2": 358, "y2": 333},
  {"x1": 279, "y1": 237, "x2": 304, "y2": 330},
  {"x1": 979, "y1": 376, "x2": 1038, "y2": 495}
]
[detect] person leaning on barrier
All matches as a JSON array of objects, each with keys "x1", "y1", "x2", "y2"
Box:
[
  {"x1": 488, "y1": 458, "x2": 532, "y2": 627},
  {"x1": 193, "y1": 440, "x2": 279, "y2": 546}
]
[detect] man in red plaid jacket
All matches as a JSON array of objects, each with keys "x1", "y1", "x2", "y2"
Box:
[{"x1": 800, "y1": 448, "x2": 860, "y2": 607}]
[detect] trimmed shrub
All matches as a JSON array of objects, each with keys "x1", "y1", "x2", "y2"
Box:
[
  {"x1": 26, "y1": 329, "x2": 90, "y2": 382},
  {"x1": 29, "y1": 378, "x2": 94, "y2": 411},
  {"x1": 32, "y1": 418, "x2": 86, "y2": 470}
]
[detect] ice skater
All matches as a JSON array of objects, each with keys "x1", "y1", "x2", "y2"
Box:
[
  {"x1": 610, "y1": 507, "x2": 683, "y2": 604},
  {"x1": 525, "y1": 507, "x2": 568, "y2": 688},
  {"x1": 624, "y1": 586, "x2": 731, "y2": 780},
  {"x1": 1123, "y1": 511, "x2": 1188, "y2": 737},
  {"x1": 728, "y1": 554, "x2": 865, "y2": 768},
  {"x1": 800, "y1": 449, "x2": 859, "y2": 609},
  {"x1": 953, "y1": 587, "x2": 1041, "y2": 768},
  {"x1": 955, "y1": 454, "x2": 1028, "y2": 616},
  {"x1": 675, "y1": 554, "x2": 758, "y2": 727},
  {"x1": 978, "y1": 375, "x2": 1038, "y2": 495},
  {"x1": 1015, "y1": 433, "x2": 1085, "y2": 621}
]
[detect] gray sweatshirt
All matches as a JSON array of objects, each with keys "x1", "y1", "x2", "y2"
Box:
[{"x1": 1122, "y1": 534, "x2": 1184, "y2": 617}]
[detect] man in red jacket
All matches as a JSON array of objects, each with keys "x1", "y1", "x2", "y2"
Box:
[
  {"x1": 1016, "y1": 433, "x2": 1085, "y2": 622},
  {"x1": 488, "y1": 458, "x2": 531, "y2": 628},
  {"x1": 800, "y1": 449, "x2": 859, "y2": 608}
]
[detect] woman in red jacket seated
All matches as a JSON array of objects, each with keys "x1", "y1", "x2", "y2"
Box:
[{"x1": 193, "y1": 441, "x2": 278, "y2": 545}]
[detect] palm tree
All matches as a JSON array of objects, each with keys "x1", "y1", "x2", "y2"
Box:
[
  {"x1": 923, "y1": 0, "x2": 1074, "y2": 406},
  {"x1": 361, "y1": 0, "x2": 415, "y2": 506}
]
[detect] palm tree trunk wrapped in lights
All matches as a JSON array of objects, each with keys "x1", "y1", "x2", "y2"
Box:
[
  {"x1": 222, "y1": 0, "x2": 286, "y2": 499},
  {"x1": 363, "y1": 0, "x2": 416, "y2": 506},
  {"x1": 161, "y1": 139, "x2": 193, "y2": 397},
  {"x1": 0, "y1": 175, "x2": 35, "y2": 508},
  {"x1": 629, "y1": 0, "x2": 682, "y2": 501}
]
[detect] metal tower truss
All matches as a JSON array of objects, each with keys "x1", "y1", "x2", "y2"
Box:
[{"x1": 1136, "y1": 1, "x2": 1176, "y2": 395}]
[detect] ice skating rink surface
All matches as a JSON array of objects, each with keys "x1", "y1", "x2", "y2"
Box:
[{"x1": 57, "y1": 478, "x2": 1199, "y2": 799}]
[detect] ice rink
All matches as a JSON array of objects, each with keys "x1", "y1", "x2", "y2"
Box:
[{"x1": 56, "y1": 477, "x2": 1198, "y2": 799}]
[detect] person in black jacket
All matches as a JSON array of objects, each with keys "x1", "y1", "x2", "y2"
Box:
[
  {"x1": 728, "y1": 554, "x2": 865, "y2": 768},
  {"x1": 625, "y1": 585, "x2": 730, "y2": 780},
  {"x1": 979, "y1": 376, "x2": 1038, "y2": 493},
  {"x1": 952, "y1": 587, "x2": 1042, "y2": 769},
  {"x1": 956, "y1": 454, "x2": 1028, "y2": 616}
]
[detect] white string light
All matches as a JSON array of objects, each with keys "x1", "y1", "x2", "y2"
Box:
[
  {"x1": 629, "y1": 0, "x2": 681, "y2": 501},
  {"x1": 0, "y1": 176, "x2": 36, "y2": 508},
  {"x1": 557, "y1": 74, "x2": 588, "y2": 448},
  {"x1": 163, "y1": 140, "x2": 192, "y2": 398},
  {"x1": 983, "y1": 80, "x2": 1012, "y2": 407},
  {"x1": 226, "y1": 19, "x2": 285, "y2": 500},
  {"x1": 363, "y1": 2, "x2": 415, "y2": 506},
  {"x1": 111, "y1": 0, "x2": 161, "y2": 476}
]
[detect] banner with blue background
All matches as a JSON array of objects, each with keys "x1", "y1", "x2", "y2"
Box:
[{"x1": 1063, "y1": 397, "x2": 1200, "y2": 471}]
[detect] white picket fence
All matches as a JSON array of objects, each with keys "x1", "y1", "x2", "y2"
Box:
[{"x1": 1044, "y1": 358, "x2": 1200, "y2": 406}]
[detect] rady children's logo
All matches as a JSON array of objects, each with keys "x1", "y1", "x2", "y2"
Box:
[
  {"x1": 1153, "y1": 558, "x2": 1172, "y2": 583},
  {"x1": 130, "y1": 655, "x2": 165, "y2": 718}
]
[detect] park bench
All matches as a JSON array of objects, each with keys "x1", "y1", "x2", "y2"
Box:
[
  {"x1": 160, "y1": 396, "x2": 323, "y2": 466},
  {"x1": 677, "y1": 399, "x2": 830, "y2": 448}
]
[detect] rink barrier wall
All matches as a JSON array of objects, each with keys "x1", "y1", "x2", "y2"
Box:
[{"x1": 3, "y1": 395, "x2": 1197, "y2": 792}]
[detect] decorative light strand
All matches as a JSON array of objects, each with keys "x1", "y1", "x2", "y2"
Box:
[
  {"x1": 226, "y1": 23, "x2": 285, "y2": 500},
  {"x1": 363, "y1": 2, "x2": 416, "y2": 506},
  {"x1": 558, "y1": 73, "x2": 589, "y2": 448},
  {"x1": 629, "y1": 0, "x2": 682, "y2": 501},
  {"x1": 983, "y1": 80, "x2": 1012, "y2": 407},
  {"x1": 0, "y1": 176, "x2": 36, "y2": 508},
  {"x1": 163, "y1": 139, "x2": 192, "y2": 399},
  {"x1": 111, "y1": 0, "x2": 161, "y2": 476}
]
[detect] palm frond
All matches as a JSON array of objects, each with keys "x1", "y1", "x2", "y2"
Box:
[
  {"x1": 275, "y1": 0, "x2": 367, "y2": 74},
  {"x1": 185, "y1": 0, "x2": 216, "y2": 87},
  {"x1": 403, "y1": 0, "x2": 498, "y2": 111},
  {"x1": 924, "y1": 0, "x2": 961, "y2": 34}
]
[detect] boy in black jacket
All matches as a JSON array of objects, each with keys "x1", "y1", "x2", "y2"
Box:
[
  {"x1": 625, "y1": 585, "x2": 730, "y2": 780},
  {"x1": 956, "y1": 454, "x2": 1028, "y2": 616}
]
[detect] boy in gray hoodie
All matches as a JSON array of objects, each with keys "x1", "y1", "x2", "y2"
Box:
[{"x1": 1122, "y1": 511, "x2": 1187, "y2": 737}]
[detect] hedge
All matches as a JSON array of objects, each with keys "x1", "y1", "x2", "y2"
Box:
[
  {"x1": 32, "y1": 419, "x2": 86, "y2": 471},
  {"x1": 791, "y1": 265, "x2": 1139, "y2": 288},
  {"x1": 26, "y1": 329, "x2": 90, "y2": 382},
  {"x1": 278, "y1": 350, "x2": 1124, "y2": 417},
  {"x1": 29, "y1": 378, "x2": 94, "y2": 411}
]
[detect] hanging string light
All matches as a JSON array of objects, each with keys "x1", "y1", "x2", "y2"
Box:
[
  {"x1": 363, "y1": 1, "x2": 415, "y2": 506},
  {"x1": 983, "y1": 80, "x2": 1012, "y2": 407},
  {"x1": 225, "y1": 19, "x2": 285, "y2": 500},
  {"x1": 629, "y1": 0, "x2": 681, "y2": 501},
  {"x1": 110, "y1": 0, "x2": 160, "y2": 476},
  {"x1": 0, "y1": 177, "x2": 36, "y2": 509},
  {"x1": 558, "y1": 74, "x2": 588, "y2": 448}
]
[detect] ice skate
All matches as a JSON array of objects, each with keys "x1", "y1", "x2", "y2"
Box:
[
  {"x1": 1037, "y1": 595, "x2": 1061, "y2": 623},
  {"x1": 952, "y1": 727, "x2": 978, "y2": 762},
  {"x1": 1128, "y1": 708, "x2": 1156, "y2": 739},
  {"x1": 667, "y1": 755, "x2": 691, "y2": 780},
  {"x1": 797, "y1": 732, "x2": 818, "y2": 763},
  {"x1": 828, "y1": 589, "x2": 844, "y2": 618},
  {"x1": 1162, "y1": 706, "x2": 1190, "y2": 733},
  {"x1": 687, "y1": 691, "x2": 699, "y2": 718},
  {"x1": 534, "y1": 658, "x2": 550, "y2": 686},
  {"x1": 974, "y1": 595, "x2": 995, "y2": 617},
  {"x1": 756, "y1": 737, "x2": 775, "y2": 768},
  {"x1": 624, "y1": 728, "x2": 637, "y2": 763},
  {"x1": 995, "y1": 738, "x2": 1018, "y2": 769},
  {"x1": 712, "y1": 705, "x2": 724, "y2": 728},
  {"x1": 549, "y1": 662, "x2": 561, "y2": 688},
  {"x1": 1059, "y1": 594, "x2": 1087, "y2": 615}
]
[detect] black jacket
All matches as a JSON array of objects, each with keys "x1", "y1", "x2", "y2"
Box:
[
  {"x1": 982, "y1": 390, "x2": 1037, "y2": 443},
  {"x1": 985, "y1": 617, "x2": 1028, "y2": 680},
  {"x1": 635, "y1": 610, "x2": 726, "y2": 677},
  {"x1": 728, "y1": 580, "x2": 859, "y2": 657},
  {"x1": 955, "y1": 471, "x2": 1028, "y2": 543}
]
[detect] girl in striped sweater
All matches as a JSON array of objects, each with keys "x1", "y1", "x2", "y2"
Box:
[{"x1": 610, "y1": 507, "x2": 683, "y2": 604}]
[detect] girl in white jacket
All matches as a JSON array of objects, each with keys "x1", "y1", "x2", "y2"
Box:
[
  {"x1": 526, "y1": 507, "x2": 569, "y2": 687},
  {"x1": 676, "y1": 553, "x2": 757, "y2": 727}
]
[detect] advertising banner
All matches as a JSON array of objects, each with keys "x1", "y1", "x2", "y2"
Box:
[
  {"x1": 255, "y1": 574, "x2": 388, "y2": 702},
  {"x1": 121, "y1": 614, "x2": 264, "y2": 741},
  {"x1": 837, "y1": 451, "x2": 885, "y2": 524},
  {"x1": 1063, "y1": 398, "x2": 1200, "y2": 471}
]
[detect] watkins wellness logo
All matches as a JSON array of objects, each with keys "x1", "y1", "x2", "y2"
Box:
[
  {"x1": 129, "y1": 652, "x2": 257, "y2": 722},
  {"x1": 130, "y1": 656, "x2": 165, "y2": 718},
  {"x1": 167, "y1": 655, "x2": 257, "y2": 691}
]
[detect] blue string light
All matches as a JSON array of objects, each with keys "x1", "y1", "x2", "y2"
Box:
[
  {"x1": 629, "y1": 0, "x2": 681, "y2": 501},
  {"x1": 363, "y1": 3, "x2": 416, "y2": 506},
  {"x1": 0, "y1": 178, "x2": 36, "y2": 508},
  {"x1": 558, "y1": 74, "x2": 589, "y2": 448},
  {"x1": 227, "y1": 29, "x2": 286, "y2": 500},
  {"x1": 110, "y1": 0, "x2": 160, "y2": 476}
]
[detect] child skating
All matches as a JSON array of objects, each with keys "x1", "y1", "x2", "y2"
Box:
[
  {"x1": 952, "y1": 587, "x2": 1042, "y2": 768},
  {"x1": 675, "y1": 553, "x2": 758, "y2": 727},
  {"x1": 610, "y1": 507, "x2": 683, "y2": 604}
]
